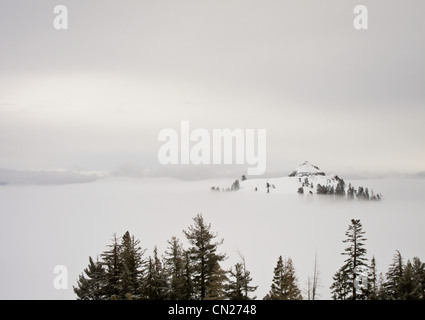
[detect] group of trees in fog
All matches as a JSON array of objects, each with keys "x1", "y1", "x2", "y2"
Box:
[
  {"x1": 75, "y1": 214, "x2": 257, "y2": 300},
  {"x1": 330, "y1": 219, "x2": 425, "y2": 300},
  {"x1": 298, "y1": 176, "x2": 382, "y2": 200},
  {"x1": 74, "y1": 216, "x2": 424, "y2": 300},
  {"x1": 211, "y1": 179, "x2": 241, "y2": 192},
  {"x1": 211, "y1": 175, "x2": 382, "y2": 200}
]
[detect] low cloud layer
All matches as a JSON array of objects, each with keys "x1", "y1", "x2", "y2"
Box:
[{"x1": 0, "y1": 168, "x2": 106, "y2": 185}]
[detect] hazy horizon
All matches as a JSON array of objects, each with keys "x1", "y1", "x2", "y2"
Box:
[{"x1": 1, "y1": 161, "x2": 425, "y2": 186}]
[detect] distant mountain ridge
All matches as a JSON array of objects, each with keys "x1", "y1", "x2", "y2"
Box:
[{"x1": 0, "y1": 168, "x2": 106, "y2": 185}]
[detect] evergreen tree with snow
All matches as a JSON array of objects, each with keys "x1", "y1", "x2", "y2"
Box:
[
  {"x1": 330, "y1": 219, "x2": 369, "y2": 300},
  {"x1": 377, "y1": 272, "x2": 387, "y2": 300},
  {"x1": 74, "y1": 256, "x2": 107, "y2": 300},
  {"x1": 183, "y1": 214, "x2": 226, "y2": 300},
  {"x1": 384, "y1": 250, "x2": 404, "y2": 300}
]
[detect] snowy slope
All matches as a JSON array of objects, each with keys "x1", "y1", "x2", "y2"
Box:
[
  {"x1": 239, "y1": 175, "x2": 339, "y2": 196},
  {"x1": 219, "y1": 162, "x2": 382, "y2": 199}
]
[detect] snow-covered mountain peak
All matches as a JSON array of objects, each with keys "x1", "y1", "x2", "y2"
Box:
[{"x1": 288, "y1": 161, "x2": 326, "y2": 177}]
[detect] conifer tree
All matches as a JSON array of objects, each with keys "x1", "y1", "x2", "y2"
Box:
[
  {"x1": 241, "y1": 256, "x2": 258, "y2": 300},
  {"x1": 384, "y1": 250, "x2": 404, "y2": 300},
  {"x1": 330, "y1": 268, "x2": 350, "y2": 300},
  {"x1": 330, "y1": 219, "x2": 368, "y2": 300},
  {"x1": 164, "y1": 236, "x2": 186, "y2": 299},
  {"x1": 264, "y1": 255, "x2": 285, "y2": 300},
  {"x1": 284, "y1": 258, "x2": 303, "y2": 300},
  {"x1": 399, "y1": 260, "x2": 419, "y2": 300},
  {"x1": 368, "y1": 256, "x2": 378, "y2": 300},
  {"x1": 264, "y1": 256, "x2": 302, "y2": 300},
  {"x1": 412, "y1": 257, "x2": 425, "y2": 300},
  {"x1": 225, "y1": 262, "x2": 257, "y2": 300},
  {"x1": 144, "y1": 247, "x2": 168, "y2": 299},
  {"x1": 347, "y1": 184, "x2": 355, "y2": 200},
  {"x1": 335, "y1": 178, "x2": 346, "y2": 196},
  {"x1": 119, "y1": 231, "x2": 146, "y2": 299},
  {"x1": 182, "y1": 251, "x2": 194, "y2": 300},
  {"x1": 206, "y1": 262, "x2": 228, "y2": 299},
  {"x1": 365, "y1": 188, "x2": 370, "y2": 200},
  {"x1": 316, "y1": 184, "x2": 328, "y2": 195},
  {"x1": 74, "y1": 256, "x2": 107, "y2": 300},
  {"x1": 377, "y1": 272, "x2": 387, "y2": 300},
  {"x1": 100, "y1": 234, "x2": 122, "y2": 298},
  {"x1": 231, "y1": 180, "x2": 240, "y2": 191},
  {"x1": 183, "y1": 214, "x2": 226, "y2": 300},
  {"x1": 356, "y1": 187, "x2": 365, "y2": 200}
]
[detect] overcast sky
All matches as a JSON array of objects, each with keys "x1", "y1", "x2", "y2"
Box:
[{"x1": 1, "y1": 0, "x2": 424, "y2": 178}]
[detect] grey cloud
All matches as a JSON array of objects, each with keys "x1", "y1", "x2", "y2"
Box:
[{"x1": 0, "y1": 0, "x2": 424, "y2": 176}]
